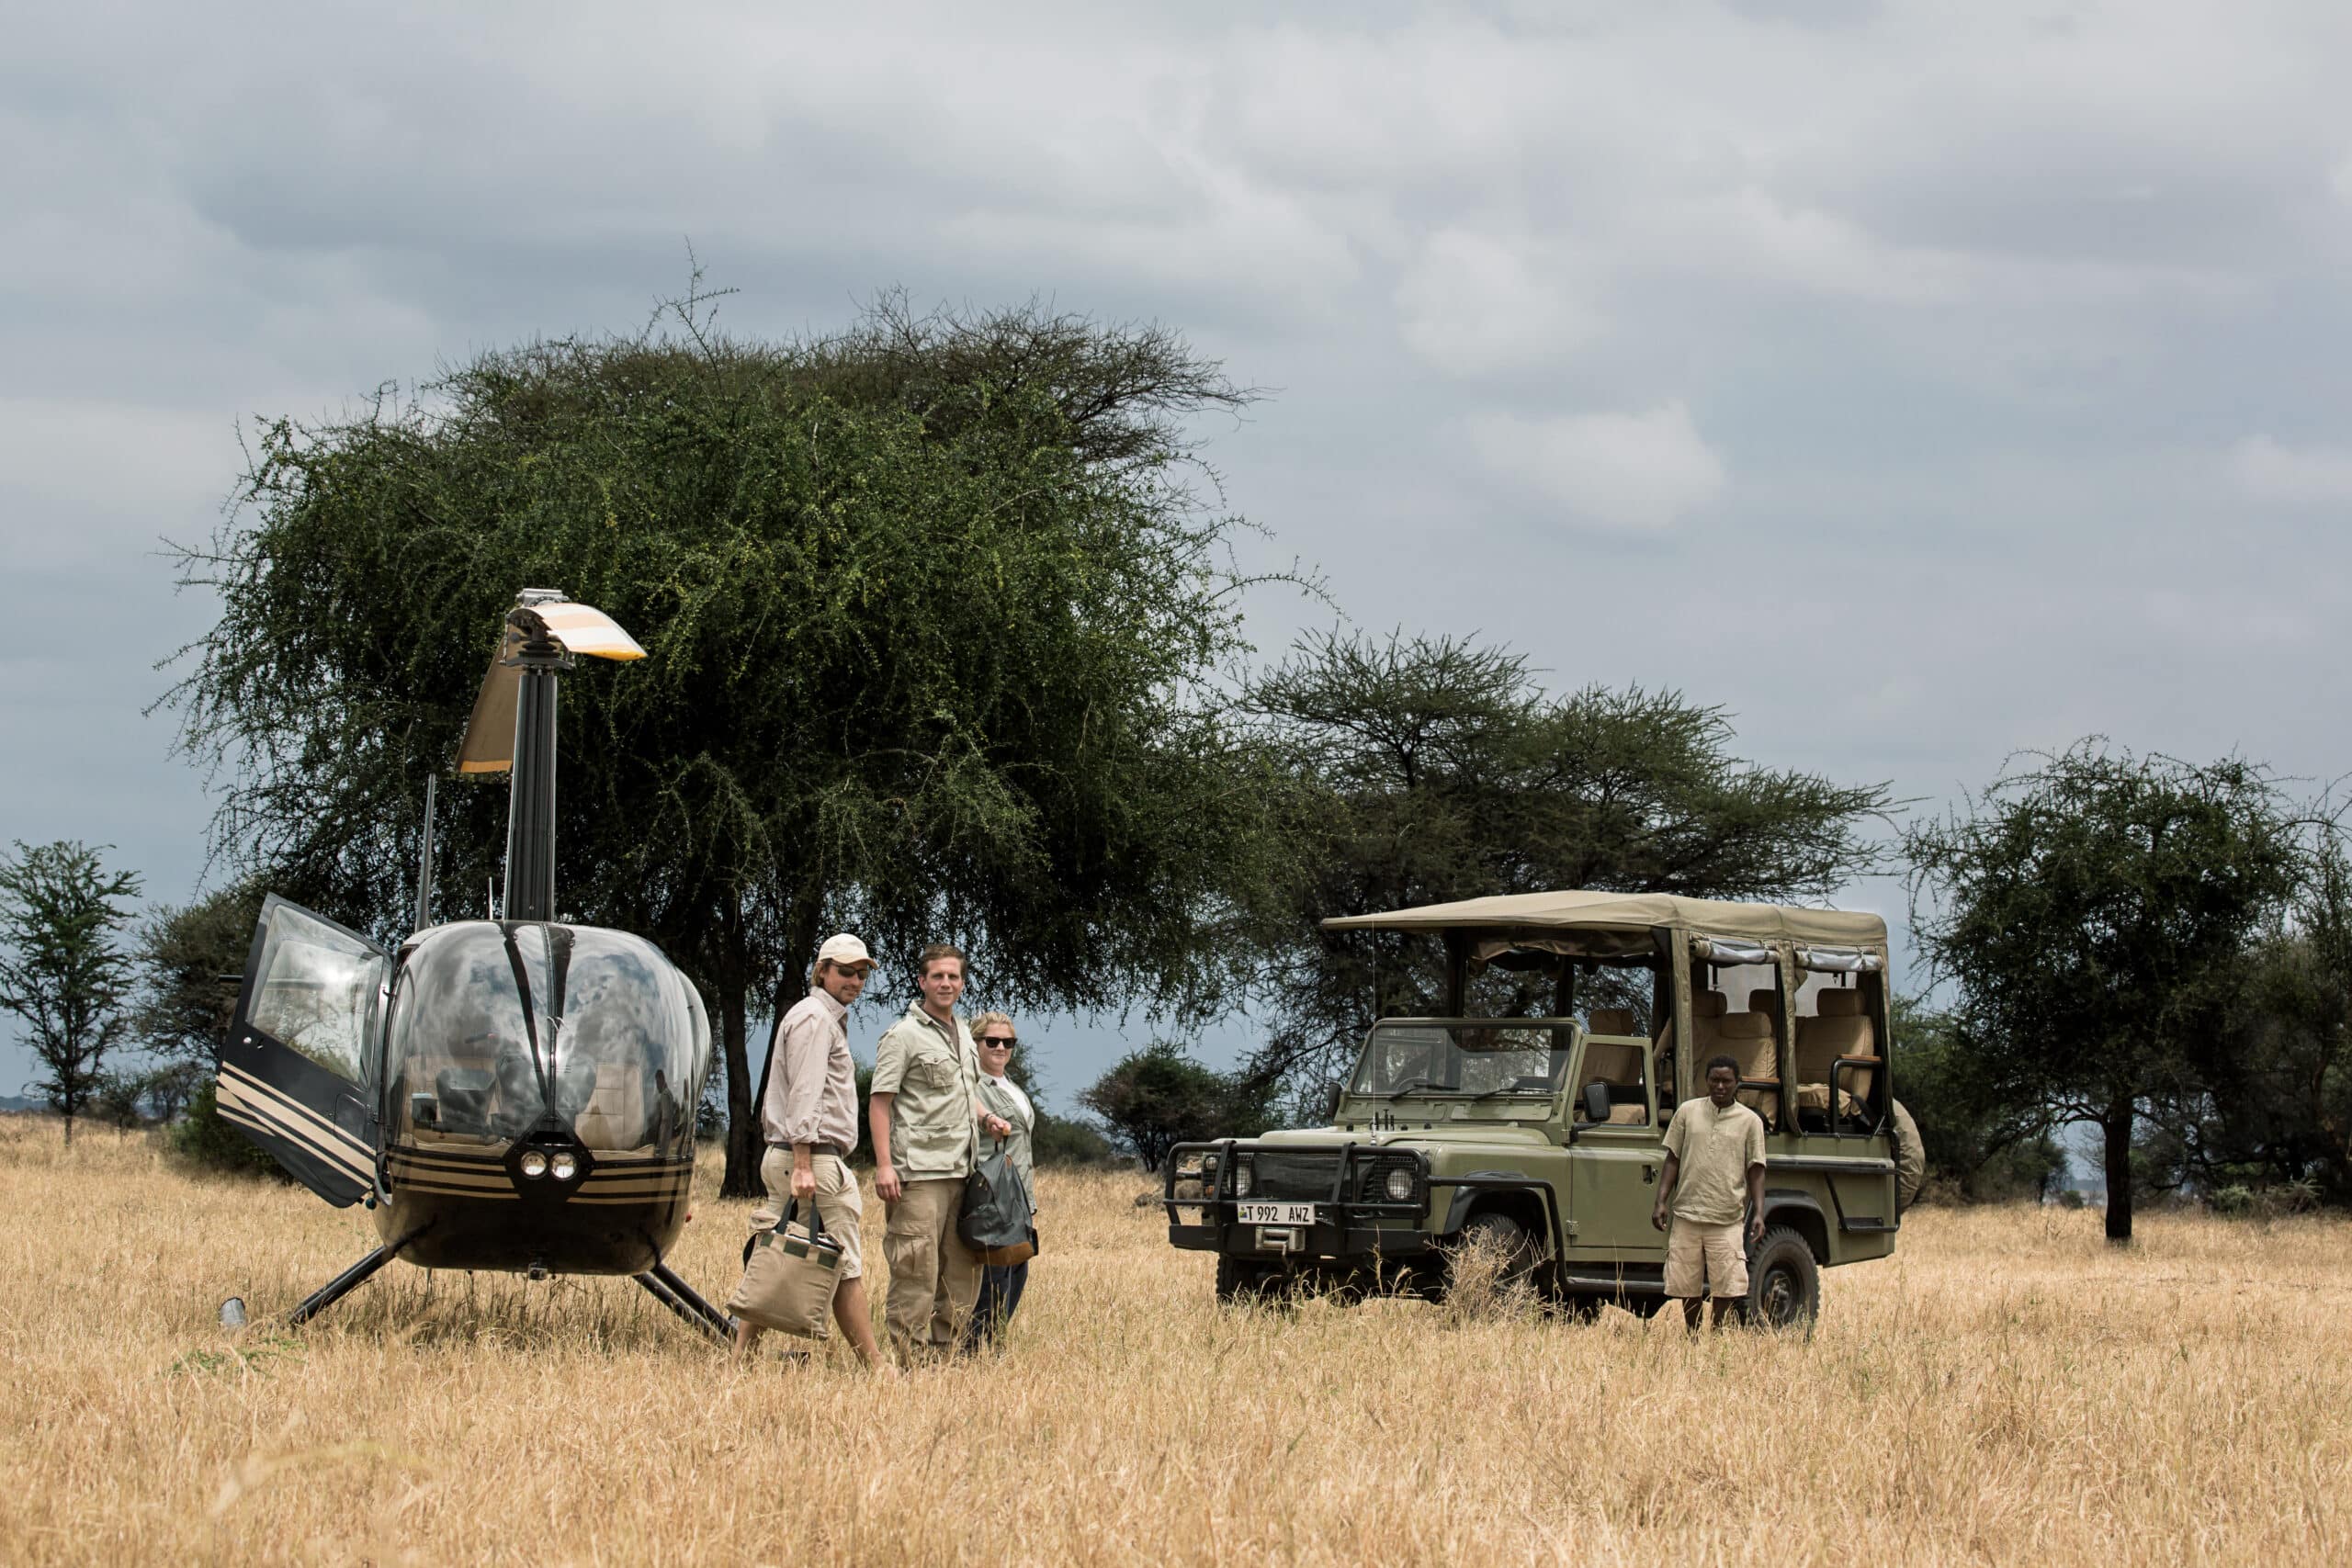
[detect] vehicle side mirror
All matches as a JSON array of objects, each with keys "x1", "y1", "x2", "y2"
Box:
[
  {"x1": 1582, "y1": 1081, "x2": 1611, "y2": 1124},
  {"x1": 1322, "y1": 1084, "x2": 1343, "y2": 1123}
]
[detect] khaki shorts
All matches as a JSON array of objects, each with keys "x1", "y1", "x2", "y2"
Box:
[
  {"x1": 1664, "y1": 1218, "x2": 1747, "y2": 1300},
  {"x1": 751, "y1": 1148, "x2": 865, "y2": 1280}
]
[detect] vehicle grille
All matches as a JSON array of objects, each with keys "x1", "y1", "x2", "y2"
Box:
[{"x1": 1247, "y1": 1150, "x2": 1340, "y2": 1201}]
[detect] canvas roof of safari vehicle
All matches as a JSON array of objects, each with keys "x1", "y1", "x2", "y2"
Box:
[{"x1": 1320, "y1": 889, "x2": 1885, "y2": 948}]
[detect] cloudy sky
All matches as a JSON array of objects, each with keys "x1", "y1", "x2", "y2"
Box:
[{"x1": 8, "y1": 0, "x2": 2352, "y2": 1098}]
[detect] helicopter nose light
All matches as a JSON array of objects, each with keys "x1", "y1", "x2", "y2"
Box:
[
  {"x1": 549, "y1": 1151, "x2": 580, "y2": 1182},
  {"x1": 519, "y1": 1149, "x2": 549, "y2": 1179}
]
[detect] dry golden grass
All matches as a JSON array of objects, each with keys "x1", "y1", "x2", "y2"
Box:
[{"x1": 2, "y1": 1114, "x2": 2348, "y2": 1566}]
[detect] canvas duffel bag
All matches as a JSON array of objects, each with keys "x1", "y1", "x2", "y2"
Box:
[{"x1": 727, "y1": 1196, "x2": 842, "y2": 1339}]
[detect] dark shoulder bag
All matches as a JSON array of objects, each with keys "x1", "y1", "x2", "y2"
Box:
[{"x1": 958, "y1": 1137, "x2": 1035, "y2": 1260}]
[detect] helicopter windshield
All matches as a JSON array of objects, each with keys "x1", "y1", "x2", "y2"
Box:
[{"x1": 384, "y1": 921, "x2": 711, "y2": 1158}]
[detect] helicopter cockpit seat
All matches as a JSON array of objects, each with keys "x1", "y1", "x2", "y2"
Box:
[
  {"x1": 431, "y1": 1067, "x2": 496, "y2": 1137},
  {"x1": 568, "y1": 1062, "x2": 655, "y2": 1154}
]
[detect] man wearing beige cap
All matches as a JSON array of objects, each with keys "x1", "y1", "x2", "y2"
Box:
[{"x1": 735, "y1": 932, "x2": 887, "y2": 1369}]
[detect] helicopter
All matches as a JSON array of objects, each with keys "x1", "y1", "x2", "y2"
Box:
[{"x1": 212, "y1": 589, "x2": 733, "y2": 1344}]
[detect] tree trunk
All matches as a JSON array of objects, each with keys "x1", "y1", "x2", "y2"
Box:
[
  {"x1": 2101, "y1": 1097, "x2": 2134, "y2": 1244},
  {"x1": 742, "y1": 893, "x2": 825, "y2": 1191},
  {"x1": 718, "y1": 981, "x2": 759, "y2": 1198},
  {"x1": 717, "y1": 886, "x2": 762, "y2": 1200}
]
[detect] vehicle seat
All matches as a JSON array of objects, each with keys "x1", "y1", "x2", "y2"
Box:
[
  {"x1": 1689, "y1": 989, "x2": 1729, "y2": 1055},
  {"x1": 1577, "y1": 1040, "x2": 1649, "y2": 1124},
  {"x1": 1588, "y1": 1008, "x2": 1639, "y2": 1037},
  {"x1": 1795, "y1": 987, "x2": 1877, "y2": 1117},
  {"x1": 1716, "y1": 1011, "x2": 1779, "y2": 1123},
  {"x1": 569, "y1": 1063, "x2": 650, "y2": 1152}
]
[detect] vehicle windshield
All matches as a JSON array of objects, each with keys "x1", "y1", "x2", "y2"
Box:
[{"x1": 1347, "y1": 1020, "x2": 1574, "y2": 1099}]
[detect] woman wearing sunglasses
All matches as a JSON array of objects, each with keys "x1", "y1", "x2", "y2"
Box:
[{"x1": 965, "y1": 1012, "x2": 1035, "y2": 1348}]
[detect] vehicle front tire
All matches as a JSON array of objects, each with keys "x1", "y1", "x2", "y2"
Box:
[
  {"x1": 1744, "y1": 1226, "x2": 1820, "y2": 1333},
  {"x1": 1215, "y1": 1256, "x2": 1291, "y2": 1307},
  {"x1": 1452, "y1": 1210, "x2": 1540, "y2": 1292}
]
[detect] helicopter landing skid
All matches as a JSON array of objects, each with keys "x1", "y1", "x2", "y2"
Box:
[
  {"x1": 288, "y1": 1244, "x2": 400, "y2": 1326},
  {"x1": 285, "y1": 1246, "x2": 731, "y2": 1349},
  {"x1": 634, "y1": 1263, "x2": 734, "y2": 1347}
]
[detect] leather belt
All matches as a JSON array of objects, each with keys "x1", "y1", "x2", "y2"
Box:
[{"x1": 769, "y1": 1140, "x2": 850, "y2": 1160}]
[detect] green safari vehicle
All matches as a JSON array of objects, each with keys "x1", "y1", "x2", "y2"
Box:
[{"x1": 1164, "y1": 891, "x2": 1923, "y2": 1326}]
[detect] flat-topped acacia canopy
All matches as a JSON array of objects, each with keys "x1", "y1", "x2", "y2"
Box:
[{"x1": 1320, "y1": 889, "x2": 1885, "y2": 950}]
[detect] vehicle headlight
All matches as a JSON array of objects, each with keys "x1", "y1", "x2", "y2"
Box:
[
  {"x1": 549, "y1": 1151, "x2": 580, "y2": 1182},
  {"x1": 1384, "y1": 1167, "x2": 1415, "y2": 1201},
  {"x1": 518, "y1": 1149, "x2": 548, "y2": 1179},
  {"x1": 1233, "y1": 1161, "x2": 1254, "y2": 1199}
]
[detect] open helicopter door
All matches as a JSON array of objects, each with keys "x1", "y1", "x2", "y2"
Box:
[{"x1": 216, "y1": 895, "x2": 391, "y2": 1207}]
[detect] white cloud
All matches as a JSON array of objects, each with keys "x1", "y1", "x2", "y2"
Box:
[
  {"x1": 1464, "y1": 400, "x2": 1726, "y2": 532},
  {"x1": 2229, "y1": 434, "x2": 2352, "y2": 505},
  {"x1": 1393, "y1": 229, "x2": 1597, "y2": 376}
]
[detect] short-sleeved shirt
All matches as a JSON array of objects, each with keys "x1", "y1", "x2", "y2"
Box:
[
  {"x1": 870, "y1": 1004, "x2": 981, "y2": 1179},
  {"x1": 1662, "y1": 1097, "x2": 1768, "y2": 1225}
]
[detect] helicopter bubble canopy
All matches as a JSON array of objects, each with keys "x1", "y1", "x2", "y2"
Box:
[{"x1": 386, "y1": 920, "x2": 711, "y2": 1161}]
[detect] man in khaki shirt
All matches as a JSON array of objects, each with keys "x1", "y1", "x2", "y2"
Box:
[
  {"x1": 735, "y1": 932, "x2": 887, "y2": 1368},
  {"x1": 1652, "y1": 1053, "x2": 1768, "y2": 1332},
  {"x1": 869, "y1": 943, "x2": 1011, "y2": 1363}
]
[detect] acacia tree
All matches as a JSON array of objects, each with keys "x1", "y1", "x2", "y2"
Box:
[
  {"x1": 132, "y1": 883, "x2": 269, "y2": 1145},
  {"x1": 0, "y1": 841, "x2": 143, "y2": 1144},
  {"x1": 1904, "y1": 744, "x2": 2301, "y2": 1242},
  {"x1": 1241, "y1": 631, "x2": 1894, "y2": 1098},
  {"x1": 1080, "y1": 1041, "x2": 1275, "y2": 1172},
  {"x1": 167, "y1": 290, "x2": 1295, "y2": 1196},
  {"x1": 2182, "y1": 831, "x2": 2352, "y2": 1203}
]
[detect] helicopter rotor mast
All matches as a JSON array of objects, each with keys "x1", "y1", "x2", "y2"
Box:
[
  {"x1": 456, "y1": 589, "x2": 646, "y2": 924},
  {"x1": 502, "y1": 588, "x2": 571, "y2": 922}
]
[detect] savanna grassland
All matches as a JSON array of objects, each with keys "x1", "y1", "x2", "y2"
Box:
[{"x1": 1, "y1": 1115, "x2": 2347, "y2": 1566}]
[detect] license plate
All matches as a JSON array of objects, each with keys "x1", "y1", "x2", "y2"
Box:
[{"x1": 1237, "y1": 1201, "x2": 1316, "y2": 1225}]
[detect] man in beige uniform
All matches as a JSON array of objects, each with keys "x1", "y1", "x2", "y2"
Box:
[
  {"x1": 869, "y1": 943, "x2": 1010, "y2": 1364},
  {"x1": 736, "y1": 932, "x2": 887, "y2": 1369},
  {"x1": 1652, "y1": 1053, "x2": 1768, "y2": 1332}
]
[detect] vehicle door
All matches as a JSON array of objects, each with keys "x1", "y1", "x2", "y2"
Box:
[
  {"x1": 215, "y1": 895, "x2": 390, "y2": 1207},
  {"x1": 1561, "y1": 1030, "x2": 1670, "y2": 1265}
]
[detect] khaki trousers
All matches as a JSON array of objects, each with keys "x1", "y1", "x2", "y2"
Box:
[
  {"x1": 882, "y1": 1177, "x2": 979, "y2": 1360},
  {"x1": 750, "y1": 1148, "x2": 865, "y2": 1280}
]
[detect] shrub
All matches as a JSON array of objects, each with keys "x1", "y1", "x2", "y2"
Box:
[
  {"x1": 168, "y1": 1078, "x2": 286, "y2": 1180},
  {"x1": 1031, "y1": 1112, "x2": 1119, "y2": 1168}
]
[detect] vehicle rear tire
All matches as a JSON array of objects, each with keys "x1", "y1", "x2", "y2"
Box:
[{"x1": 1743, "y1": 1226, "x2": 1819, "y2": 1333}]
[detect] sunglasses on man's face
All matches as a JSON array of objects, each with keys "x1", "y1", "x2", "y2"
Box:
[{"x1": 980, "y1": 1036, "x2": 1017, "y2": 1049}]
